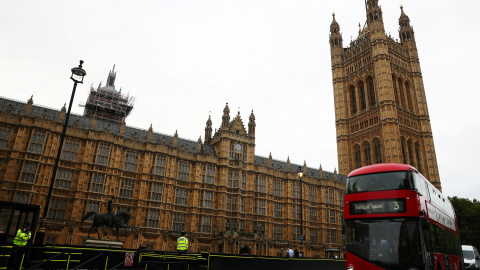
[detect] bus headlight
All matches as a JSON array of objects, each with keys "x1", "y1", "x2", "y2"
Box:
[{"x1": 347, "y1": 265, "x2": 355, "y2": 270}]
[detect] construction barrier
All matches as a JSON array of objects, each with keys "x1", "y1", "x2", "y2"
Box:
[{"x1": 0, "y1": 244, "x2": 345, "y2": 270}]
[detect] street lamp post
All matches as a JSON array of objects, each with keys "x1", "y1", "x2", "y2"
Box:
[
  {"x1": 297, "y1": 166, "x2": 304, "y2": 246},
  {"x1": 35, "y1": 61, "x2": 86, "y2": 246}
]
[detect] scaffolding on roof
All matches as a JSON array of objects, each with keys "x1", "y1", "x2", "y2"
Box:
[{"x1": 81, "y1": 66, "x2": 135, "y2": 124}]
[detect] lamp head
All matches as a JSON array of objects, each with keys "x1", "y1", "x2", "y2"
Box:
[
  {"x1": 297, "y1": 166, "x2": 304, "y2": 179},
  {"x1": 71, "y1": 60, "x2": 87, "y2": 83}
]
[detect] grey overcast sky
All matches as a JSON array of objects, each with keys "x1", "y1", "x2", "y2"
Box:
[{"x1": 1, "y1": 1, "x2": 479, "y2": 200}]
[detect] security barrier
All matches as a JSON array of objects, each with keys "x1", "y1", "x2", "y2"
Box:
[{"x1": 0, "y1": 244, "x2": 345, "y2": 270}]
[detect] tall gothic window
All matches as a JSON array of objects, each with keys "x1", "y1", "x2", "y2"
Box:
[
  {"x1": 172, "y1": 213, "x2": 185, "y2": 232},
  {"x1": 255, "y1": 199, "x2": 266, "y2": 215},
  {"x1": 368, "y1": 77, "x2": 376, "y2": 106},
  {"x1": 407, "y1": 140, "x2": 414, "y2": 166},
  {"x1": 119, "y1": 179, "x2": 135, "y2": 198},
  {"x1": 359, "y1": 82, "x2": 366, "y2": 110},
  {"x1": 28, "y1": 130, "x2": 47, "y2": 154},
  {"x1": 310, "y1": 228, "x2": 318, "y2": 243},
  {"x1": 392, "y1": 75, "x2": 400, "y2": 105},
  {"x1": 84, "y1": 201, "x2": 101, "y2": 221},
  {"x1": 293, "y1": 182, "x2": 301, "y2": 199},
  {"x1": 399, "y1": 78, "x2": 406, "y2": 108},
  {"x1": 364, "y1": 142, "x2": 372, "y2": 165},
  {"x1": 124, "y1": 150, "x2": 139, "y2": 173},
  {"x1": 274, "y1": 179, "x2": 283, "y2": 197},
  {"x1": 309, "y1": 186, "x2": 316, "y2": 202},
  {"x1": 0, "y1": 125, "x2": 12, "y2": 150},
  {"x1": 14, "y1": 192, "x2": 31, "y2": 204},
  {"x1": 256, "y1": 174, "x2": 266, "y2": 193},
  {"x1": 201, "y1": 191, "x2": 213, "y2": 209},
  {"x1": 95, "y1": 143, "x2": 110, "y2": 166},
  {"x1": 175, "y1": 188, "x2": 188, "y2": 206},
  {"x1": 274, "y1": 225, "x2": 283, "y2": 240},
  {"x1": 401, "y1": 138, "x2": 407, "y2": 164},
  {"x1": 354, "y1": 145, "x2": 362, "y2": 168},
  {"x1": 274, "y1": 203, "x2": 283, "y2": 218},
  {"x1": 61, "y1": 138, "x2": 80, "y2": 162},
  {"x1": 405, "y1": 81, "x2": 413, "y2": 111},
  {"x1": 415, "y1": 142, "x2": 422, "y2": 173},
  {"x1": 228, "y1": 170, "x2": 239, "y2": 188},
  {"x1": 227, "y1": 195, "x2": 238, "y2": 211},
  {"x1": 145, "y1": 209, "x2": 160, "y2": 228},
  {"x1": 198, "y1": 216, "x2": 211, "y2": 233},
  {"x1": 48, "y1": 198, "x2": 67, "y2": 219},
  {"x1": 374, "y1": 139, "x2": 383, "y2": 163},
  {"x1": 89, "y1": 173, "x2": 106, "y2": 193},
  {"x1": 309, "y1": 208, "x2": 317, "y2": 222},
  {"x1": 55, "y1": 168, "x2": 73, "y2": 189},
  {"x1": 20, "y1": 161, "x2": 39, "y2": 183},
  {"x1": 202, "y1": 164, "x2": 215, "y2": 184},
  {"x1": 350, "y1": 85, "x2": 357, "y2": 114},
  {"x1": 151, "y1": 155, "x2": 166, "y2": 176},
  {"x1": 148, "y1": 182, "x2": 163, "y2": 202},
  {"x1": 241, "y1": 172, "x2": 247, "y2": 190},
  {"x1": 177, "y1": 160, "x2": 191, "y2": 181}
]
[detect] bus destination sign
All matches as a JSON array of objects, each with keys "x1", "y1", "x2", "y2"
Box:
[{"x1": 350, "y1": 199, "x2": 406, "y2": 215}]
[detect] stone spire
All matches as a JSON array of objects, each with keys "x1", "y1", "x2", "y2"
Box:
[
  {"x1": 173, "y1": 130, "x2": 178, "y2": 147},
  {"x1": 248, "y1": 110, "x2": 256, "y2": 136},
  {"x1": 221, "y1": 103, "x2": 230, "y2": 129},
  {"x1": 25, "y1": 96, "x2": 33, "y2": 116},
  {"x1": 398, "y1": 5, "x2": 415, "y2": 43},
  {"x1": 205, "y1": 114, "x2": 212, "y2": 142},
  {"x1": 58, "y1": 103, "x2": 66, "y2": 123},
  {"x1": 197, "y1": 136, "x2": 202, "y2": 153},
  {"x1": 147, "y1": 124, "x2": 153, "y2": 142}
]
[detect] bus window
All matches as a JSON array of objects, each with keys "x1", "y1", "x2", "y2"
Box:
[
  {"x1": 347, "y1": 171, "x2": 411, "y2": 194},
  {"x1": 412, "y1": 173, "x2": 427, "y2": 197}
]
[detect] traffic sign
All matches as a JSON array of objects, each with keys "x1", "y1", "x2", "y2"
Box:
[{"x1": 124, "y1": 252, "x2": 134, "y2": 266}]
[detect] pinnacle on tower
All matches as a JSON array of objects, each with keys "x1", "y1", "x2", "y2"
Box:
[{"x1": 82, "y1": 66, "x2": 135, "y2": 124}]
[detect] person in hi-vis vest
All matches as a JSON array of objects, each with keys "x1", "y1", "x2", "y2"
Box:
[
  {"x1": 13, "y1": 222, "x2": 31, "y2": 246},
  {"x1": 176, "y1": 231, "x2": 189, "y2": 252}
]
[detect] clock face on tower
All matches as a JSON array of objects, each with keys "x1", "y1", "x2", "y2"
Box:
[{"x1": 235, "y1": 143, "x2": 242, "y2": 152}]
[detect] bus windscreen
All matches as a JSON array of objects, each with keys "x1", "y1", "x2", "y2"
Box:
[
  {"x1": 346, "y1": 218, "x2": 423, "y2": 265},
  {"x1": 346, "y1": 171, "x2": 411, "y2": 194}
]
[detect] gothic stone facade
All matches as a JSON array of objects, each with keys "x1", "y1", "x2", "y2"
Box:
[
  {"x1": 329, "y1": 0, "x2": 441, "y2": 190},
  {"x1": 0, "y1": 97, "x2": 345, "y2": 257}
]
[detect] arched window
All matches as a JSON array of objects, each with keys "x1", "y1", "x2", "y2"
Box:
[
  {"x1": 359, "y1": 82, "x2": 366, "y2": 110},
  {"x1": 398, "y1": 78, "x2": 406, "y2": 108},
  {"x1": 354, "y1": 145, "x2": 362, "y2": 169},
  {"x1": 392, "y1": 74, "x2": 400, "y2": 105},
  {"x1": 364, "y1": 142, "x2": 372, "y2": 165},
  {"x1": 374, "y1": 139, "x2": 382, "y2": 163},
  {"x1": 367, "y1": 76, "x2": 376, "y2": 106},
  {"x1": 405, "y1": 81, "x2": 413, "y2": 111},
  {"x1": 350, "y1": 85, "x2": 357, "y2": 115},
  {"x1": 407, "y1": 140, "x2": 414, "y2": 166},
  {"x1": 401, "y1": 137, "x2": 407, "y2": 164},
  {"x1": 415, "y1": 142, "x2": 422, "y2": 173}
]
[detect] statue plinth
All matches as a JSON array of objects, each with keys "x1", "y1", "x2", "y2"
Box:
[{"x1": 84, "y1": 239, "x2": 123, "y2": 249}]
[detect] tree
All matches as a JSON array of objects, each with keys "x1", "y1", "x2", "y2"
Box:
[{"x1": 449, "y1": 196, "x2": 480, "y2": 249}]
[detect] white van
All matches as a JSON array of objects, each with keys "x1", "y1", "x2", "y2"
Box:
[{"x1": 463, "y1": 245, "x2": 480, "y2": 270}]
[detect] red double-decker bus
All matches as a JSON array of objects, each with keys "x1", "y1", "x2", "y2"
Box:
[{"x1": 344, "y1": 163, "x2": 462, "y2": 270}]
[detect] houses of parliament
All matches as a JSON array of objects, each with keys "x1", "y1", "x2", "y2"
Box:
[{"x1": 0, "y1": 0, "x2": 440, "y2": 257}]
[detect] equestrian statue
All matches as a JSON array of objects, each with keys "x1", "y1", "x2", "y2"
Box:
[{"x1": 81, "y1": 196, "x2": 131, "y2": 241}]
